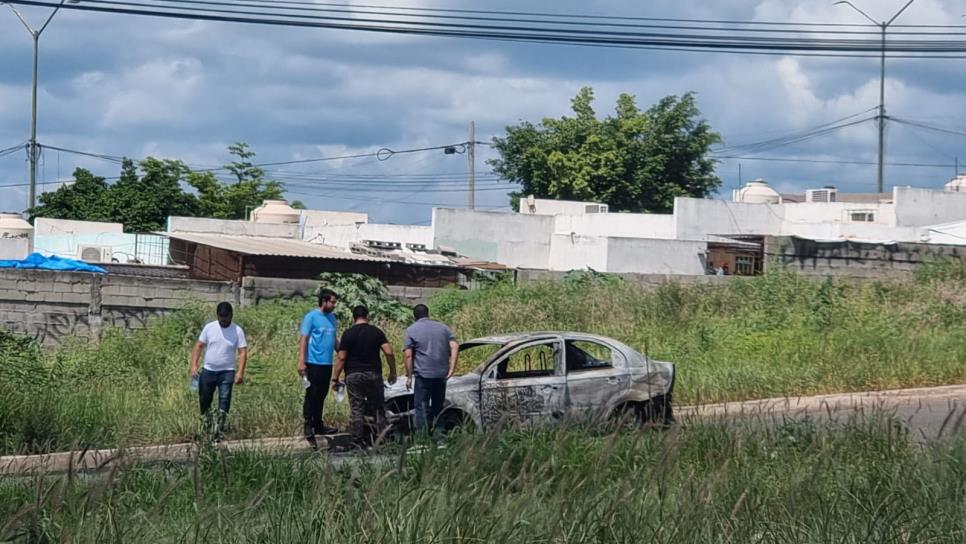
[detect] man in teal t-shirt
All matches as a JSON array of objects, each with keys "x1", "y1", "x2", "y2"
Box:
[{"x1": 298, "y1": 288, "x2": 339, "y2": 448}]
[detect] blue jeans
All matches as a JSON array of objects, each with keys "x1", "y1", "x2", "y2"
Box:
[
  {"x1": 199, "y1": 369, "x2": 235, "y2": 415},
  {"x1": 414, "y1": 375, "x2": 447, "y2": 436}
]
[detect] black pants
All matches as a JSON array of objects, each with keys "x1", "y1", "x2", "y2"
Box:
[
  {"x1": 303, "y1": 364, "x2": 332, "y2": 437},
  {"x1": 346, "y1": 371, "x2": 385, "y2": 447},
  {"x1": 414, "y1": 375, "x2": 447, "y2": 436}
]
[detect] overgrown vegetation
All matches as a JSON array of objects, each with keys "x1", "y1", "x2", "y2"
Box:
[
  {"x1": 2, "y1": 417, "x2": 965, "y2": 542},
  {"x1": 317, "y1": 272, "x2": 412, "y2": 323},
  {"x1": 0, "y1": 268, "x2": 963, "y2": 455}
]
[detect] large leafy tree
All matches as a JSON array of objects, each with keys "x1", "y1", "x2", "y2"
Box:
[
  {"x1": 106, "y1": 158, "x2": 200, "y2": 232},
  {"x1": 490, "y1": 87, "x2": 722, "y2": 213},
  {"x1": 187, "y1": 142, "x2": 285, "y2": 219},
  {"x1": 29, "y1": 143, "x2": 288, "y2": 232},
  {"x1": 29, "y1": 168, "x2": 112, "y2": 223}
]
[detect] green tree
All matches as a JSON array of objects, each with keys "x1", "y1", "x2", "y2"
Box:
[
  {"x1": 188, "y1": 142, "x2": 285, "y2": 219},
  {"x1": 489, "y1": 87, "x2": 722, "y2": 213},
  {"x1": 106, "y1": 158, "x2": 199, "y2": 232},
  {"x1": 29, "y1": 168, "x2": 111, "y2": 223},
  {"x1": 29, "y1": 143, "x2": 290, "y2": 231}
]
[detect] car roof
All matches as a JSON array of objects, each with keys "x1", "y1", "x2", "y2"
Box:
[{"x1": 462, "y1": 332, "x2": 632, "y2": 348}]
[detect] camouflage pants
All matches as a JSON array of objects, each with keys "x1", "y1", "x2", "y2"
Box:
[{"x1": 346, "y1": 371, "x2": 386, "y2": 447}]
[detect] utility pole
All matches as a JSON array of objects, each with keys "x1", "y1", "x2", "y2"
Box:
[
  {"x1": 3, "y1": 0, "x2": 68, "y2": 212},
  {"x1": 834, "y1": 0, "x2": 917, "y2": 194},
  {"x1": 467, "y1": 121, "x2": 476, "y2": 210}
]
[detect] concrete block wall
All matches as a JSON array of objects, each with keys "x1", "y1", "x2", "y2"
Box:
[
  {"x1": 1, "y1": 270, "x2": 444, "y2": 347},
  {"x1": 516, "y1": 268, "x2": 733, "y2": 289},
  {"x1": 239, "y1": 277, "x2": 443, "y2": 306},
  {"x1": 763, "y1": 236, "x2": 966, "y2": 279},
  {"x1": 0, "y1": 269, "x2": 235, "y2": 346}
]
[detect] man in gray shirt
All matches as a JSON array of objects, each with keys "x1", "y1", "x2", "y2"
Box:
[{"x1": 404, "y1": 304, "x2": 458, "y2": 438}]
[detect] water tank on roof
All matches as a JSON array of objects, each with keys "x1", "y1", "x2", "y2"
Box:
[
  {"x1": 0, "y1": 212, "x2": 34, "y2": 254},
  {"x1": 945, "y1": 175, "x2": 966, "y2": 193},
  {"x1": 734, "y1": 179, "x2": 780, "y2": 204},
  {"x1": 250, "y1": 200, "x2": 300, "y2": 224}
]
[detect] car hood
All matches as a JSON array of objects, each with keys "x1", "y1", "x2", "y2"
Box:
[{"x1": 384, "y1": 373, "x2": 480, "y2": 399}]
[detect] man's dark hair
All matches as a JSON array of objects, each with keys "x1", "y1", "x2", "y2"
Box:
[
  {"x1": 318, "y1": 288, "x2": 338, "y2": 306},
  {"x1": 413, "y1": 304, "x2": 429, "y2": 320},
  {"x1": 352, "y1": 305, "x2": 369, "y2": 320},
  {"x1": 216, "y1": 302, "x2": 233, "y2": 318}
]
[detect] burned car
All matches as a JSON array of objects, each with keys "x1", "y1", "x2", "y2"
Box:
[{"x1": 384, "y1": 332, "x2": 675, "y2": 433}]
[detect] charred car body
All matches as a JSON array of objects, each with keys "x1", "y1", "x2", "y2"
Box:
[{"x1": 384, "y1": 332, "x2": 675, "y2": 433}]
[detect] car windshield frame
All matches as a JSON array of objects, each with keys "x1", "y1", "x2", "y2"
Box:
[{"x1": 461, "y1": 335, "x2": 561, "y2": 375}]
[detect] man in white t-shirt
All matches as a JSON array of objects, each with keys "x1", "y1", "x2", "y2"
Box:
[{"x1": 189, "y1": 302, "x2": 248, "y2": 441}]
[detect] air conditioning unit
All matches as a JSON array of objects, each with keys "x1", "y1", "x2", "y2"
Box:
[
  {"x1": 406, "y1": 243, "x2": 428, "y2": 251},
  {"x1": 77, "y1": 245, "x2": 113, "y2": 262},
  {"x1": 363, "y1": 240, "x2": 402, "y2": 250},
  {"x1": 806, "y1": 188, "x2": 837, "y2": 203}
]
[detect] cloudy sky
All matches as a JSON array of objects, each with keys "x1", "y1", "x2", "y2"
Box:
[{"x1": 2, "y1": 0, "x2": 965, "y2": 224}]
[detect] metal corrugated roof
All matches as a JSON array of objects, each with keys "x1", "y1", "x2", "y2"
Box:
[{"x1": 163, "y1": 232, "x2": 389, "y2": 262}]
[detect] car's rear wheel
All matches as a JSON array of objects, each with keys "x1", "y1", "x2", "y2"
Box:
[
  {"x1": 439, "y1": 408, "x2": 472, "y2": 433},
  {"x1": 613, "y1": 396, "x2": 675, "y2": 428}
]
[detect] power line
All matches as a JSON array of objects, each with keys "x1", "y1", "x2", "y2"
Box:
[
  {"x1": 89, "y1": 0, "x2": 907, "y2": 36},
  {"x1": 0, "y1": 142, "x2": 26, "y2": 159},
  {"x1": 713, "y1": 154, "x2": 960, "y2": 168},
  {"x1": 890, "y1": 117, "x2": 966, "y2": 139},
  {"x1": 714, "y1": 116, "x2": 876, "y2": 155},
  {"x1": 39, "y1": 144, "x2": 125, "y2": 163},
  {"x1": 12, "y1": 0, "x2": 966, "y2": 57},
  {"x1": 39, "y1": 141, "x2": 477, "y2": 171}
]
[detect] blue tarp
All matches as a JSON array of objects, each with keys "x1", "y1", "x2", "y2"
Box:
[{"x1": 0, "y1": 253, "x2": 107, "y2": 273}]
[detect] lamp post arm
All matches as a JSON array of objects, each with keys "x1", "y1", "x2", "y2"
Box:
[
  {"x1": 37, "y1": 0, "x2": 67, "y2": 35},
  {"x1": 3, "y1": 2, "x2": 36, "y2": 35},
  {"x1": 887, "y1": 0, "x2": 917, "y2": 26},
  {"x1": 833, "y1": 1, "x2": 880, "y2": 25}
]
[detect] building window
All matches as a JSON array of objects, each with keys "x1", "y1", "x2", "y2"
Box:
[
  {"x1": 735, "y1": 255, "x2": 756, "y2": 275},
  {"x1": 848, "y1": 210, "x2": 876, "y2": 223}
]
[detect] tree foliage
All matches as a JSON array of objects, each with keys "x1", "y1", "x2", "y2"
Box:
[
  {"x1": 29, "y1": 143, "x2": 286, "y2": 232},
  {"x1": 489, "y1": 87, "x2": 722, "y2": 213},
  {"x1": 187, "y1": 142, "x2": 285, "y2": 220}
]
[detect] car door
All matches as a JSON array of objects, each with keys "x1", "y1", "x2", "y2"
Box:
[
  {"x1": 564, "y1": 339, "x2": 630, "y2": 422},
  {"x1": 479, "y1": 337, "x2": 567, "y2": 428}
]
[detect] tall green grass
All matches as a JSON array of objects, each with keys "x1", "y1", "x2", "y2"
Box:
[
  {"x1": 0, "y1": 270, "x2": 963, "y2": 454},
  {"x1": 433, "y1": 270, "x2": 966, "y2": 403},
  {"x1": 2, "y1": 418, "x2": 965, "y2": 543}
]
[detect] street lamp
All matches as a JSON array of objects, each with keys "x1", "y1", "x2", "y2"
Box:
[
  {"x1": 834, "y1": 0, "x2": 917, "y2": 194},
  {"x1": 2, "y1": 0, "x2": 70, "y2": 212}
]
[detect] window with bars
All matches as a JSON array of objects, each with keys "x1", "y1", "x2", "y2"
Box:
[
  {"x1": 848, "y1": 210, "x2": 876, "y2": 223},
  {"x1": 735, "y1": 255, "x2": 756, "y2": 275}
]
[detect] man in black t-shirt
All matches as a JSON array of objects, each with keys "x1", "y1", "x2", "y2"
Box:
[{"x1": 331, "y1": 305, "x2": 398, "y2": 447}]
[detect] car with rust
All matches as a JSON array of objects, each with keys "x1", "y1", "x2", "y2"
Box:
[{"x1": 384, "y1": 332, "x2": 675, "y2": 434}]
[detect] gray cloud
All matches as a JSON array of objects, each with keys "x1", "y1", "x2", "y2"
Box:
[{"x1": 2, "y1": 0, "x2": 966, "y2": 221}]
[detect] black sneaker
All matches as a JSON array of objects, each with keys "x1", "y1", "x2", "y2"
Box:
[
  {"x1": 306, "y1": 435, "x2": 319, "y2": 451},
  {"x1": 319, "y1": 424, "x2": 339, "y2": 435}
]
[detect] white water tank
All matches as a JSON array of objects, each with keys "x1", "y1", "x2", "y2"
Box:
[
  {"x1": 734, "y1": 179, "x2": 780, "y2": 204},
  {"x1": 945, "y1": 175, "x2": 966, "y2": 193},
  {"x1": 0, "y1": 213, "x2": 34, "y2": 256},
  {"x1": 250, "y1": 200, "x2": 300, "y2": 224}
]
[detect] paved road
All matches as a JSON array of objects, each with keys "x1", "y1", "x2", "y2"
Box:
[
  {"x1": 2, "y1": 384, "x2": 964, "y2": 475},
  {"x1": 679, "y1": 384, "x2": 966, "y2": 441}
]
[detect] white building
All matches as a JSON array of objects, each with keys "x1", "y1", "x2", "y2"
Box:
[{"x1": 432, "y1": 180, "x2": 966, "y2": 274}]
